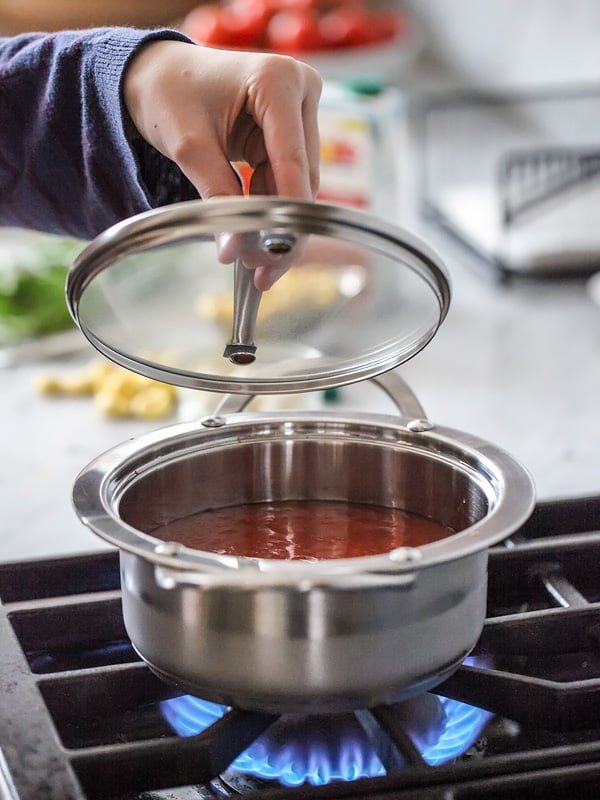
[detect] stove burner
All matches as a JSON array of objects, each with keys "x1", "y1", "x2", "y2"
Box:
[
  {"x1": 161, "y1": 662, "x2": 491, "y2": 787},
  {"x1": 3, "y1": 496, "x2": 600, "y2": 798},
  {"x1": 162, "y1": 697, "x2": 385, "y2": 787}
]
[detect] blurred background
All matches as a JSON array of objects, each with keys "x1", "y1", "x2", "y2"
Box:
[
  {"x1": 1, "y1": 0, "x2": 599, "y2": 89},
  {"x1": 2, "y1": 0, "x2": 600, "y2": 561},
  {"x1": 0, "y1": 0, "x2": 198, "y2": 33}
]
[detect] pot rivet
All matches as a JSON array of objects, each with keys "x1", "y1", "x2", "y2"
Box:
[
  {"x1": 407, "y1": 418, "x2": 435, "y2": 432},
  {"x1": 155, "y1": 541, "x2": 180, "y2": 557},
  {"x1": 389, "y1": 546, "x2": 422, "y2": 563},
  {"x1": 201, "y1": 415, "x2": 226, "y2": 428}
]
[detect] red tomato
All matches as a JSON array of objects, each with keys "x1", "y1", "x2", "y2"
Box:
[
  {"x1": 318, "y1": 6, "x2": 372, "y2": 48},
  {"x1": 181, "y1": 4, "x2": 233, "y2": 46},
  {"x1": 270, "y1": 0, "x2": 323, "y2": 8},
  {"x1": 220, "y1": 1, "x2": 270, "y2": 48},
  {"x1": 266, "y1": 8, "x2": 325, "y2": 52}
]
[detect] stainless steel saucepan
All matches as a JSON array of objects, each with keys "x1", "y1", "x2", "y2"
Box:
[{"x1": 67, "y1": 198, "x2": 535, "y2": 713}]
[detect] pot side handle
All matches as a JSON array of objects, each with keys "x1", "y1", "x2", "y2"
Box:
[
  {"x1": 212, "y1": 370, "x2": 428, "y2": 419},
  {"x1": 153, "y1": 564, "x2": 418, "y2": 592},
  {"x1": 371, "y1": 371, "x2": 427, "y2": 419}
]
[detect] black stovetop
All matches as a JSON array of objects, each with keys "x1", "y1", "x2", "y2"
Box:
[{"x1": 2, "y1": 495, "x2": 600, "y2": 800}]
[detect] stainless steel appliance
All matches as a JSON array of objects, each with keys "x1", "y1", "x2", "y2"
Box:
[{"x1": 418, "y1": 85, "x2": 600, "y2": 279}]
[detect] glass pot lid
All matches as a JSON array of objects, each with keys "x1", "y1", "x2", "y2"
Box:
[{"x1": 66, "y1": 198, "x2": 451, "y2": 395}]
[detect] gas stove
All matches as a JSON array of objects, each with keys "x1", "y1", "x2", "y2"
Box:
[{"x1": 2, "y1": 495, "x2": 600, "y2": 800}]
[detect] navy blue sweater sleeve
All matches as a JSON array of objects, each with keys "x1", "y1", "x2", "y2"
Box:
[{"x1": 0, "y1": 27, "x2": 200, "y2": 240}]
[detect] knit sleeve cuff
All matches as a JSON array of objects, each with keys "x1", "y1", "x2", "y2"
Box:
[{"x1": 89, "y1": 28, "x2": 200, "y2": 210}]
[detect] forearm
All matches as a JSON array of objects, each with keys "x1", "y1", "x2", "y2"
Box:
[{"x1": 0, "y1": 27, "x2": 198, "y2": 240}]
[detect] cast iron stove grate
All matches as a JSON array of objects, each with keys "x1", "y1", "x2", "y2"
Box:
[{"x1": 2, "y1": 496, "x2": 600, "y2": 800}]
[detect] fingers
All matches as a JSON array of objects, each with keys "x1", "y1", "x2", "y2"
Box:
[
  {"x1": 253, "y1": 264, "x2": 288, "y2": 291},
  {"x1": 124, "y1": 41, "x2": 322, "y2": 291},
  {"x1": 301, "y1": 75, "x2": 322, "y2": 198},
  {"x1": 125, "y1": 42, "x2": 322, "y2": 203},
  {"x1": 216, "y1": 230, "x2": 307, "y2": 291},
  {"x1": 217, "y1": 230, "x2": 301, "y2": 270},
  {"x1": 249, "y1": 57, "x2": 322, "y2": 200},
  {"x1": 205, "y1": 54, "x2": 321, "y2": 289}
]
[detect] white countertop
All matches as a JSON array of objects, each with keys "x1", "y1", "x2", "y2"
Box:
[{"x1": 2, "y1": 215, "x2": 600, "y2": 564}]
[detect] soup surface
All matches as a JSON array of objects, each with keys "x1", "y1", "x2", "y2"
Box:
[{"x1": 151, "y1": 500, "x2": 454, "y2": 560}]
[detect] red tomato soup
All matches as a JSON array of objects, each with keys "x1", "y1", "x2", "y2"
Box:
[{"x1": 151, "y1": 501, "x2": 454, "y2": 560}]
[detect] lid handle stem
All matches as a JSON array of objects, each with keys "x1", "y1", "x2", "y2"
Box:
[
  {"x1": 223, "y1": 232, "x2": 297, "y2": 365},
  {"x1": 223, "y1": 258, "x2": 262, "y2": 365}
]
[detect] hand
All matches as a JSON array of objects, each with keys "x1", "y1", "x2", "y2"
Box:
[{"x1": 123, "y1": 39, "x2": 322, "y2": 203}]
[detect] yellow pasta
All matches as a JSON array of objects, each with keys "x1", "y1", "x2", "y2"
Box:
[{"x1": 35, "y1": 358, "x2": 177, "y2": 420}]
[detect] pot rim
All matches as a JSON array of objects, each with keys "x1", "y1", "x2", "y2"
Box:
[{"x1": 72, "y1": 407, "x2": 536, "y2": 582}]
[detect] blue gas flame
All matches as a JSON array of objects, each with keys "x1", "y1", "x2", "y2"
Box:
[
  {"x1": 161, "y1": 658, "x2": 491, "y2": 786},
  {"x1": 420, "y1": 697, "x2": 490, "y2": 765}
]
